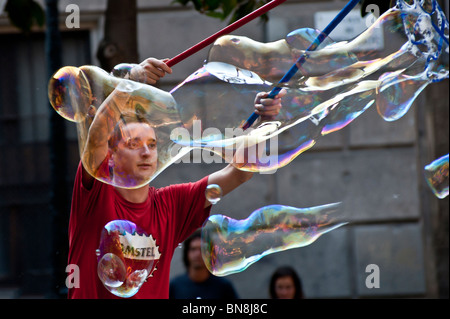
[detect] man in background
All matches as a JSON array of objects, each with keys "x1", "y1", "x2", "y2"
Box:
[{"x1": 170, "y1": 230, "x2": 239, "y2": 299}]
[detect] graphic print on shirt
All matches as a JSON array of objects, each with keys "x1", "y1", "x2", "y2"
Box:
[
  {"x1": 119, "y1": 230, "x2": 161, "y2": 277},
  {"x1": 97, "y1": 220, "x2": 162, "y2": 298}
]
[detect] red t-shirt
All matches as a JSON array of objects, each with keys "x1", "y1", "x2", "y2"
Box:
[{"x1": 67, "y1": 162, "x2": 211, "y2": 299}]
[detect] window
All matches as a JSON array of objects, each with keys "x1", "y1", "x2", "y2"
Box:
[{"x1": 0, "y1": 30, "x2": 90, "y2": 286}]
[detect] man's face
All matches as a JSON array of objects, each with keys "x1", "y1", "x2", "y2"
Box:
[
  {"x1": 187, "y1": 238, "x2": 205, "y2": 270},
  {"x1": 274, "y1": 276, "x2": 296, "y2": 299},
  {"x1": 111, "y1": 122, "x2": 158, "y2": 186}
]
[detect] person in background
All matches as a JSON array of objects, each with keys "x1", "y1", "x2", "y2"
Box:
[
  {"x1": 170, "y1": 229, "x2": 239, "y2": 299},
  {"x1": 269, "y1": 266, "x2": 304, "y2": 299}
]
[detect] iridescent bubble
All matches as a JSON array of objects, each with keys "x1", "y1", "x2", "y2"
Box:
[
  {"x1": 47, "y1": 0, "x2": 448, "y2": 187},
  {"x1": 201, "y1": 203, "x2": 347, "y2": 276},
  {"x1": 424, "y1": 153, "x2": 449, "y2": 199},
  {"x1": 169, "y1": 0, "x2": 448, "y2": 172},
  {"x1": 376, "y1": 72, "x2": 429, "y2": 121},
  {"x1": 48, "y1": 64, "x2": 148, "y2": 123},
  {"x1": 97, "y1": 220, "x2": 161, "y2": 298},
  {"x1": 74, "y1": 65, "x2": 186, "y2": 189},
  {"x1": 97, "y1": 253, "x2": 127, "y2": 288},
  {"x1": 111, "y1": 63, "x2": 138, "y2": 79},
  {"x1": 205, "y1": 184, "x2": 223, "y2": 205},
  {"x1": 48, "y1": 66, "x2": 92, "y2": 122}
]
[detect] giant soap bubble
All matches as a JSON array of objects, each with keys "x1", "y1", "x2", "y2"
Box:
[
  {"x1": 48, "y1": 0, "x2": 448, "y2": 188},
  {"x1": 201, "y1": 202, "x2": 346, "y2": 276},
  {"x1": 171, "y1": 0, "x2": 448, "y2": 171}
]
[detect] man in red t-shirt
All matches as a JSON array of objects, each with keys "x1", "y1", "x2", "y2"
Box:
[{"x1": 67, "y1": 58, "x2": 285, "y2": 299}]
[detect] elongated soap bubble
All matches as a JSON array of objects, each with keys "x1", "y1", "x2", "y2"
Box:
[
  {"x1": 96, "y1": 220, "x2": 161, "y2": 298},
  {"x1": 48, "y1": 63, "x2": 149, "y2": 123},
  {"x1": 48, "y1": 63, "x2": 186, "y2": 189},
  {"x1": 376, "y1": 0, "x2": 449, "y2": 121},
  {"x1": 201, "y1": 203, "x2": 347, "y2": 276},
  {"x1": 424, "y1": 154, "x2": 449, "y2": 199},
  {"x1": 51, "y1": 64, "x2": 191, "y2": 189}
]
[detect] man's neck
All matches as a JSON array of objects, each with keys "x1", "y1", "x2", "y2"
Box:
[{"x1": 114, "y1": 184, "x2": 150, "y2": 203}]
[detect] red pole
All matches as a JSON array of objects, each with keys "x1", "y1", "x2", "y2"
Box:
[{"x1": 166, "y1": 0, "x2": 287, "y2": 67}]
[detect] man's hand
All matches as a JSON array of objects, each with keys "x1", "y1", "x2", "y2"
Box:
[
  {"x1": 130, "y1": 58, "x2": 172, "y2": 85},
  {"x1": 253, "y1": 88, "x2": 286, "y2": 122}
]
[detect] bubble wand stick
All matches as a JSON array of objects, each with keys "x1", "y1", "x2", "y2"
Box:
[
  {"x1": 166, "y1": 0, "x2": 287, "y2": 67},
  {"x1": 241, "y1": 0, "x2": 362, "y2": 130}
]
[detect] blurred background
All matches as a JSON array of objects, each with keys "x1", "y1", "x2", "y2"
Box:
[{"x1": 0, "y1": 0, "x2": 448, "y2": 299}]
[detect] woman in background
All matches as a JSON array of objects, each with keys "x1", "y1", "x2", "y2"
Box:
[{"x1": 269, "y1": 266, "x2": 304, "y2": 299}]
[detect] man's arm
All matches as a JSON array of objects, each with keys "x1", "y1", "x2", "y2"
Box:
[
  {"x1": 81, "y1": 89, "x2": 125, "y2": 189},
  {"x1": 81, "y1": 58, "x2": 172, "y2": 189},
  {"x1": 205, "y1": 164, "x2": 253, "y2": 208}
]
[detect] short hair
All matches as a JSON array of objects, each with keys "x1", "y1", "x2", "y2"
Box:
[
  {"x1": 269, "y1": 266, "x2": 304, "y2": 299},
  {"x1": 182, "y1": 229, "x2": 202, "y2": 269},
  {"x1": 108, "y1": 113, "x2": 153, "y2": 151}
]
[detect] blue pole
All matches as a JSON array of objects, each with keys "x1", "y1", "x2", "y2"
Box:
[{"x1": 241, "y1": 0, "x2": 362, "y2": 130}]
